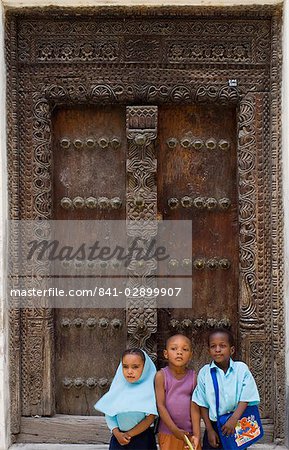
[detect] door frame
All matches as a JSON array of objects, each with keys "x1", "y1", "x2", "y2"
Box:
[{"x1": 6, "y1": 4, "x2": 285, "y2": 444}]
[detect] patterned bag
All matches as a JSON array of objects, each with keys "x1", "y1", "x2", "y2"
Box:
[{"x1": 210, "y1": 368, "x2": 264, "y2": 450}]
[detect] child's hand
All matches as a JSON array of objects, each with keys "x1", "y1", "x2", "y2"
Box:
[
  {"x1": 172, "y1": 427, "x2": 188, "y2": 441},
  {"x1": 190, "y1": 435, "x2": 200, "y2": 450},
  {"x1": 114, "y1": 429, "x2": 131, "y2": 446},
  {"x1": 208, "y1": 428, "x2": 220, "y2": 448},
  {"x1": 184, "y1": 434, "x2": 200, "y2": 450},
  {"x1": 222, "y1": 416, "x2": 237, "y2": 436}
]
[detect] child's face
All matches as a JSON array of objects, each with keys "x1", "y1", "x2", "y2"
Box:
[
  {"x1": 122, "y1": 354, "x2": 145, "y2": 383},
  {"x1": 208, "y1": 332, "x2": 235, "y2": 365},
  {"x1": 164, "y1": 335, "x2": 192, "y2": 367}
]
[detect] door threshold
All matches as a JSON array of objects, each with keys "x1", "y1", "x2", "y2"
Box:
[{"x1": 15, "y1": 416, "x2": 274, "y2": 445}]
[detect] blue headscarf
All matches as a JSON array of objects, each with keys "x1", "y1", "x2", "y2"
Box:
[{"x1": 94, "y1": 350, "x2": 158, "y2": 416}]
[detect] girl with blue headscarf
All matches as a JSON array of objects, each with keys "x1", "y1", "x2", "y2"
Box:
[{"x1": 94, "y1": 348, "x2": 158, "y2": 450}]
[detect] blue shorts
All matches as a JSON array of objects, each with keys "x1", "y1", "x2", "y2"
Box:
[{"x1": 109, "y1": 427, "x2": 157, "y2": 450}]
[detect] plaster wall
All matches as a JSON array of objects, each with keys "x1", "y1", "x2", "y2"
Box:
[{"x1": 0, "y1": 1, "x2": 287, "y2": 450}]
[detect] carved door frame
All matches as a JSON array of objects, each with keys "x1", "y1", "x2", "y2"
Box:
[{"x1": 6, "y1": 5, "x2": 285, "y2": 444}]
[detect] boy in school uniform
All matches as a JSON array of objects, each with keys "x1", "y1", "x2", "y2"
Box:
[{"x1": 192, "y1": 328, "x2": 260, "y2": 449}]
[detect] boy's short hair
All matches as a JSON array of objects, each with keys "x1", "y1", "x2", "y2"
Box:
[
  {"x1": 122, "y1": 348, "x2": 145, "y2": 363},
  {"x1": 207, "y1": 328, "x2": 235, "y2": 347}
]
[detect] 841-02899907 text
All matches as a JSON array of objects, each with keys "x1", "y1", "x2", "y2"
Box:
[{"x1": 93, "y1": 287, "x2": 182, "y2": 297}]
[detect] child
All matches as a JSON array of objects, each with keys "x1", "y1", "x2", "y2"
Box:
[
  {"x1": 155, "y1": 334, "x2": 201, "y2": 450},
  {"x1": 94, "y1": 348, "x2": 158, "y2": 450},
  {"x1": 192, "y1": 328, "x2": 260, "y2": 449}
]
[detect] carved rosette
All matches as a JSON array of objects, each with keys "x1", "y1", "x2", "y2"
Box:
[{"x1": 126, "y1": 106, "x2": 158, "y2": 361}]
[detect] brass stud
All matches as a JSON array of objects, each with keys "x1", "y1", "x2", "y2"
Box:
[
  {"x1": 205, "y1": 138, "x2": 217, "y2": 150},
  {"x1": 181, "y1": 196, "x2": 193, "y2": 208},
  {"x1": 98, "y1": 197, "x2": 110, "y2": 209},
  {"x1": 192, "y1": 139, "x2": 204, "y2": 150},
  {"x1": 74, "y1": 378, "x2": 85, "y2": 389},
  {"x1": 136, "y1": 319, "x2": 147, "y2": 331},
  {"x1": 87, "y1": 260, "x2": 96, "y2": 269},
  {"x1": 111, "y1": 138, "x2": 121, "y2": 149},
  {"x1": 98, "y1": 137, "x2": 109, "y2": 149},
  {"x1": 100, "y1": 261, "x2": 108, "y2": 269},
  {"x1": 167, "y1": 138, "x2": 178, "y2": 149},
  {"x1": 180, "y1": 137, "x2": 191, "y2": 148},
  {"x1": 218, "y1": 139, "x2": 230, "y2": 150},
  {"x1": 60, "y1": 138, "x2": 71, "y2": 149},
  {"x1": 73, "y1": 139, "x2": 83, "y2": 149},
  {"x1": 134, "y1": 134, "x2": 146, "y2": 146},
  {"x1": 206, "y1": 198, "x2": 218, "y2": 210},
  {"x1": 219, "y1": 258, "x2": 231, "y2": 270},
  {"x1": 218, "y1": 317, "x2": 231, "y2": 328},
  {"x1": 194, "y1": 258, "x2": 205, "y2": 270},
  {"x1": 85, "y1": 197, "x2": 97, "y2": 209},
  {"x1": 181, "y1": 319, "x2": 193, "y2": 329},
  {"x1": 98, "y1": 378, "x2": 109, "y2": 389},
  {"x1": 62, "y1": 377, "x2": 73, "y2": 389},
  {"x1": 73, "y1": 318, "x2": 84, "y2": 328},
  {"x1": 73, "y1": 196, "x2": 85, "y2": 209},
  {"x1": 168, "y1": 198, "x2": 179, "y2": 209},
  {"x1": 98, "y1": 317, "x2": 109, "y2": 329},
  {"x1": 168, "y1": 258, "x2": 179, "y2": 270},
  {"x1": 194, "y1": 318, "x2": 206, "y2": 328},
  {"x1": 61, "y1": 197, "x2": 73, "y2": 209},
  {"x1": 193, "y1": 197, "x2": 205, "y2": 209},
  {"x1": 219, "y1": 198, "x2": 231, "y2": 210},
  {"x1": 61, "y1": 260, "x2": 71, "y2": 269},
  {"x1": 86, "y1": 318, "x2": 97, "y2": 328},
  {"x1": 207, "y1": 318, "x2": 218, "y2": 328},
  {"x1": 86, "y1": 378, "x2": 97, "y2": 389},
  {"x1": 61, "y1": 318, "x2": 71, "y2": 328},
  {"x1": 207, "y1": 258, "x2": 218, "y2": 270},
  {"x1": 86, "y1": 138, "x2": 95, "y2": 148},
  {"x1": 74, "y1": 259, "x2": 84, "y2": 270},
  {"x1": 182, "y1": 258, "x2": 192, "y2": 269},
  {"x1": 169, "y1": 319, "x2": 180, "y2": 329},
  {"x1": 111, "y1": 197, "x2": 122, "y2": 209},
  {"x1": 134, "y1": 196, "x2": 145, "y2": 209},
  {"x1": 111, "y1": 318, "x2": 122, "y2": 329}
]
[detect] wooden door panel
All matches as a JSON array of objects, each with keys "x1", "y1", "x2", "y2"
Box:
[
  {"x1": 157, "y1": 104, "x2": 239, "y2": 370},
  {"x1": 52, "y1": 106, "x2": 127, "y2": 414}
]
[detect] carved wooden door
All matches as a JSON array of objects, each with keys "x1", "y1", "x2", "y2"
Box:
[
  {"x1": 8, "y1": 9, "x2": 284, "y2": 444},
  {"x1": 52, "y1": 102, "x2": 238, "y2": 414}
]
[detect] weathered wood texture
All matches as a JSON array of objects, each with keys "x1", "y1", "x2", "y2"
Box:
[
  {"x1": 157, "y1": 104, "x2": 238, "y2": 370},
  {"x1": 53, "y1": 106, "x2": 127, "y2": 415},
  {"x1": 17, "y1": 416, "x2": 110, "y2": 444}
]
